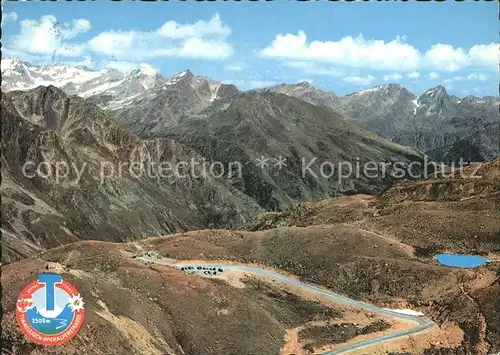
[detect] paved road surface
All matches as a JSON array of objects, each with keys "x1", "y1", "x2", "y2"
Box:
[{"x1": 138, "y1": 256, "x2": 436, "y2": 354}]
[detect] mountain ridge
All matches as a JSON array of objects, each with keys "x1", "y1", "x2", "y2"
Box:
[
  {"x1": 1, "y1": 85, "x2": 263, "y2": 263},
  {"x1": 1, "y1": 83, "x2": 426, "y2": 262},
  {"x1": 3, "y1": 58, "x2": 497, "y2": 163}
]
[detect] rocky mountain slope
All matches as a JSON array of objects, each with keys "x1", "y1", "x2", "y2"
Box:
[
  {"x1": 1, "y1": 84, "x2": 425, "y2": 262},
  {"x1": 339, "y1": 84, "x2": 419, "y2": 138},
  {"x1": 109, "y1": 70, "x2": 240, "y2": 137},
  {"x1": 1, "y1": 85, "x2": 261, "y2": 263},
  {"x1": 166, "y1": 90, "x2": 424, "y2": 210},
  {"x1": 259, "y1": 81, "x2": 344, "y2": 112},
  {"x1": 142, "y1": 160, "x2": 500, "y2": 354},
  {"x1": 258, "y1": 81, "x2": 498, "y2": 164},
  {"x1": 339, "y1": 85, "x2": 499, "y2": 161}
]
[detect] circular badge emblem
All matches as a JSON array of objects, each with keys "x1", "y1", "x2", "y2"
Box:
[{"x1": 16, "y1": 274, "x2": 85, "y2": 345}]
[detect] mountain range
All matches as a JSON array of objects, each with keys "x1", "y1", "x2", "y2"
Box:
[
  {"x1": 264, "y1": 82, "x2": 499, "y2": 162},
  {"x1": 3, "y1": 58, "x2": 498, "y2": 164},
  {"x1": 0, "y1": 82, "x2": 422, "y2": 262},
  {"x1": 1, "y1": 59, "x2": 428, "y2": 263}
]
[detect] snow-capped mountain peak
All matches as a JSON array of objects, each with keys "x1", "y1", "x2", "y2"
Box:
[
  {"x1": 162, "y1": 70, "x2": 194, "y2": 87},
  {"x1": 350, "y1": 84, "x2": 404, "y2": 96},
  {"x1": 1, "y1": 58, "x2": 168, "y2": 110},
  {"x1": 126, "y1": 64, "x2": 164, "y2": 91},
  {"x1": 422, "y1": 85, "x2": 447, "y2": 99},
  {"x1": 174, "y1": 70, "x2": 189, "y2": 78},
  {"x1": 2, "y1": 58, "x2": 27, "y2": 72},
  {"x1": 351, "y1": 86, "x2": 382, "y2": 96},
  {"x1": 416, "y1": 85, "x2": 456, "y2": 118},
  {"x1": 1, "y1": 58, "x2": 104, "y2": 92},
  {"x1": 294, "y1": 81, "x2": 313, "y2": 89}
]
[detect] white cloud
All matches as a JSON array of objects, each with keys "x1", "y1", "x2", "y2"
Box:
[
  {"x1": 407, "y1": 71, "x2": 420, "y2": 79},
  {"x1": 342, "y1": 74, "x2": 375, "y2": 86},
  {"x1": 423, "y1": 44, "x2": 469, "y2": 72},
  {"x1": 13, "y1": 15, "x2": 60, "y2": 56},
  {"x1": 156, "y1": 13, "x2": 230, "y2": 39},
  {"x1": 468, "y1": 44, "x2": 498, "y2": 68},
  {"x1": 8, "y1": 13, "x2": 232, "y2": 64},
  {"x1": 174, "y1": 37, "x2": 232, "y2": 59},
  {"x1": 467, "y1": 72, "x2": 488, "y2": 82},
  {"x1": 261, "y1": 31, "x2": 497, "y2": 75},
  {"x1": 11, "y1": 15, "x2": 88, "y2": 58},
  {"x1": 261, "y1": 32, "x2": 420, "y2": 71},
  {"x1": 88, "y1": 13, "x2": 232, "y2": 60},
  {"x1": 428, "y1": 72, "x2": 439, "y2": 79},
  {"x1": 3, "y1": 12, "x2": 18, "y2": 22},
  {"x1": 423, "y1": 43, "x2": 498, "y2": 72},
  {"x1": 87, "y1": 31, "x2": 136, "y2": 57},
  {"x1": 61, "y1": 19, "x2": 91, "y2": 39},
  {"x1": 382, "y1": 73, "x2": 403, "y2": 82}
]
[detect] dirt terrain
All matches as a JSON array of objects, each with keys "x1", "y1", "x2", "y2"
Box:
[
  {"x1": 137, "y1": 161, "x2": 499, "y2": 354},
  {"x1": 2, "y1": 242, "x2": 416, "y2": 355},
  {"x1": 2, "y1": 161, "x2": 498, "y2": 354}
]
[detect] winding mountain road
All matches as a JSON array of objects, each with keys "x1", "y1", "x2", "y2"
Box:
[{"x1": 138, "y1": 255, "x2": 436, "y2": 354}]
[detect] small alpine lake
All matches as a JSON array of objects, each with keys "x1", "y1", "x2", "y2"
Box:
[{"x1": 435, "y1": 253, "x2": 489, "y2": 269}]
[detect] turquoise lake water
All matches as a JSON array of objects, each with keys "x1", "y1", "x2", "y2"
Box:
[{"x1": 436, "y1": 253, "x2": 488, "y2": 268}]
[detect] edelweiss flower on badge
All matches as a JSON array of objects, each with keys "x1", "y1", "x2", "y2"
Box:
[
  {"x1": 68, "y1": 294, "x2": 85, "y2": 312},
  {"x1": 16, "y1": 298, "x2": 34, "y2": 313}
]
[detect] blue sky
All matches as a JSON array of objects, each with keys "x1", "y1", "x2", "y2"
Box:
[{"x1": 2, "y1": 1, "x2": 498, "y2": 96}]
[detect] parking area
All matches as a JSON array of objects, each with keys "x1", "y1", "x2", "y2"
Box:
[{"x1": 178, "y1": 265, "x2": 225, "y2": 276}]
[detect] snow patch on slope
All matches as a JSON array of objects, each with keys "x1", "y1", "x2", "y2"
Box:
[
  {"x1": 163, "y1": 71, "x2": 190, "y2": 87},
  {"x1": 412, "y1": 99, "x2": 420, "y2": 115},
  {"x1": 353, "y1": 86, "x2": 383, "y2": 96},
  {"x1": 79, "y1": 79, "x2": 126, "y2": 98}
]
